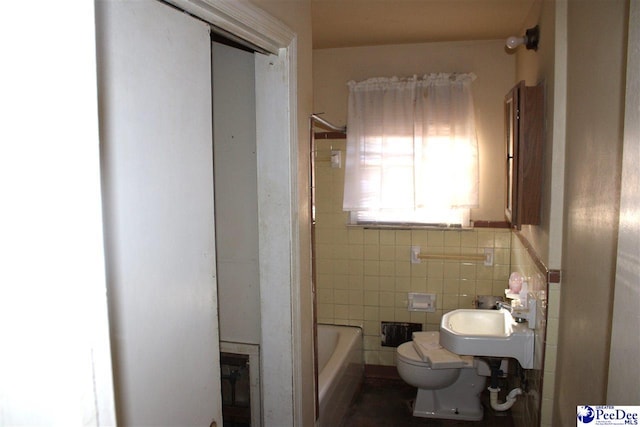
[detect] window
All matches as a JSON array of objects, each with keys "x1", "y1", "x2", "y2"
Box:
[{"x1": 343, "y1": 74, "x2": 479, "y2": 227}]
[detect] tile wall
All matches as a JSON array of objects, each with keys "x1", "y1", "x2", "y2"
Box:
[
  {"x1": 314, "y1": 139, "x2": 554, "y2": 426},
  {"x1": 510, "y1": 234, "x2": 553, "y2": 427},
  {"x1": 314, "y1": 139, "x2": 513, "y2": 365}
]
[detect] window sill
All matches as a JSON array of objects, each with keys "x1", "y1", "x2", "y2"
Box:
[{"x1": 345, "y1": 220, "x2": 509, "y2": 231}]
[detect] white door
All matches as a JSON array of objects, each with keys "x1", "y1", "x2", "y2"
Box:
[{"x1": 96, "y1": 1, "x2": 222, "y2": 425}]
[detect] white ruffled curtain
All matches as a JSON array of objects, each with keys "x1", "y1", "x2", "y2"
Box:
[{"x1": 343, "y1": 73, "x2": 479, "y2": 224}]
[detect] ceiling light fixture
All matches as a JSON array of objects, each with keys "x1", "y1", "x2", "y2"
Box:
[{"x1": 506, "y1": 25, "x2": 540, "y2": 51}]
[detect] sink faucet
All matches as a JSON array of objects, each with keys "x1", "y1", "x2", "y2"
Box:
[
  {"x1": 496, "y1": 301, "x2": 512, "y2": 312},
  {"x1": 496, "y1": 301, "x2": 530, "y2": 323}
]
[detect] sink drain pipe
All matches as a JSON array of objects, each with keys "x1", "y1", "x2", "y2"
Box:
[
  {"x1": 488, "y1": 386, "x2": 523, "y2": 411},
  {"x1": 486, "y1": 358, "x2": 523, "y2": 411}
]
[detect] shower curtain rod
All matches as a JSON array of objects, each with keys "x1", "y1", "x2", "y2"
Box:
[{"x1": 311, "y1": 114, "x2": 346, "y2": 133}]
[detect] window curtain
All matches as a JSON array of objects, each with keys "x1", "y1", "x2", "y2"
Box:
[{"x1": 343, "y1": 73, "x2": 479, "y2": 223}]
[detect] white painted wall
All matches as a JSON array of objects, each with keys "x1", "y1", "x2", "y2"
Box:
[
  {"x1": 554, "y1": 0, "x2": 628, "y2": 422},
  {"x1": 0, "y1": 1, "x2": 116, "y2": 424},
  {"x1": 212, "y1": 41, "x2": 261, "y2": 344},
  {"x1": 608, "y1": 0, "x2": 640, "y2": 404},
  {"x1": 313, "y1": 40, "x2": 515, "y2": 221}
]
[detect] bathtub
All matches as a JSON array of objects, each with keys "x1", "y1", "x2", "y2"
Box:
[{"x1": 317, "y1": 324, "x2": 363, "y2": 427}]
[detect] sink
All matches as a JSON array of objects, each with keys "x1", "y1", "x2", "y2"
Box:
[
  {"x1": 439, "y1": 309, "x2": 534, "y2": 369},
  {"x1": 441, "y1": 309, "x2": 513, "y2": 337}
]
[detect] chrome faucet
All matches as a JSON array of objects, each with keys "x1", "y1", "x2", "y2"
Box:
[
  {"x1": 495, "y1": 301, "x2": 512, "y2": 312},
  {"x1": 496, "y1": 301, "x2": 529, "y2": 323}
]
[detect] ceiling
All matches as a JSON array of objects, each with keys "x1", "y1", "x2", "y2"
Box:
[{"x1": 311, "y1": 0, "x2": 538, "y2": 49}]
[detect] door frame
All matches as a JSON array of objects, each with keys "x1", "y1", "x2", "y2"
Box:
[{"x1": 167, "y1": 1, "x2": 301, "y2": 425}]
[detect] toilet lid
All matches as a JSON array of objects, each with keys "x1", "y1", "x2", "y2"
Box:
[
  {"x1": 396, "y1": 337, "x2": 474, "y2": 369},
  {"x1": 412, "y1": 332, "x2": 468, "y2": 369},
  {"x1": 397, "y1": 342, "x2": 429, "y2": 367}
]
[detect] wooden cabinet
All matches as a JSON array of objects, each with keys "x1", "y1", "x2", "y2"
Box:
[{"x1": 505, "y1": 81, "x2": 544, "y2": 229}]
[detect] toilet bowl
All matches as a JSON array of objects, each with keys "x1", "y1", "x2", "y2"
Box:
[{"x1": 396, "y1": 332, "x2": 488, "y2": 421}]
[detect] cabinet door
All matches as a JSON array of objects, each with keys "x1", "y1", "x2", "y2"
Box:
[
  {"x1": 517, "y1": 83, "x2": 544, "y2": 227},
  {"x1": 505, "y1": 81, "x2": 543, "y2": 229},
  {"x1": 505, "y1": 86, "x2": 517, "y2": 225}
]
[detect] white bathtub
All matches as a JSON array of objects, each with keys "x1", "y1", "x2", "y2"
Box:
[{"x1": 317, "y1": 324, "x2": 363, "y2": 427}]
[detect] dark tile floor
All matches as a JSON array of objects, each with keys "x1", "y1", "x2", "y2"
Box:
[{"x1": 340, "y1": 378, "x2": 515, "y2": 427}]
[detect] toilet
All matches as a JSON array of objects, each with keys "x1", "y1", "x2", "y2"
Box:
[{"x1": 396, "y1": 331, "x2": 494, "y2": 421}]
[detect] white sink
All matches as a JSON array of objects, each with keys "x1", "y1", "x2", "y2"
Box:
[{"x1": 439, "y1": 308, "x2": 534, "y2": 369}]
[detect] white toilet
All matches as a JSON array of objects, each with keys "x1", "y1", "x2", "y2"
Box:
[{"x1": 396, "y1": 331, "x2": 494, "y2": 421}]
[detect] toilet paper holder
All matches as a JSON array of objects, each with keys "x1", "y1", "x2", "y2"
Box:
[{"x1": 407, "y1": 292, "x2": 436, "y2": 312}]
